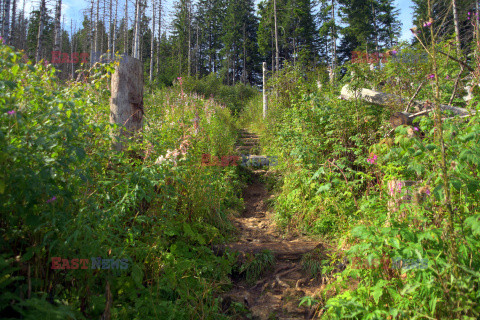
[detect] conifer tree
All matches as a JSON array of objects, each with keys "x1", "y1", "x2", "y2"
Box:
[
  {"x1": 221, "y1": 0, "x2": 259, "y2": 84},
  {"x1": 338, "y1": 0, "x2": 400, "y2": 62}
]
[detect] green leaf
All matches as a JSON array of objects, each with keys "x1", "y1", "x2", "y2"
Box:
[
  {"x1": 371, "y1": 286, "x2": 383, "y2": 304},
  {"x1": 316, "y1": 183, "x2": 332, "y2": 194},
  {"x1": 131, "y1": 264, "x2": 144, "y2": 287},
  {"x1": 183, "y1": 223, "x2": 194, "y2": 238},
  {"x1": 450, "y1": 180, "x2": 462, "y2": 191},
  {"x1": 433, "y1": 183, "x2": 444, "y2": 201}
]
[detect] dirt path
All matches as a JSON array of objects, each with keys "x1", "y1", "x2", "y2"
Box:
[{"x1": 221, "y1": 130, "x2": 328, "y2": 320}]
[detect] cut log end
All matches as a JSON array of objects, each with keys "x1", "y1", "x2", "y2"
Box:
[{"x1": 390, "y1": 112, "x2": 412, "y2": 128}]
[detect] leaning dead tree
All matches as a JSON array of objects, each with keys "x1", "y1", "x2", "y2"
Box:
[
  {"x1": 340, "y1": 85, "x2": 474, "y2": 128},
  {"x1": 110, "y1": 56, "x2": 144, "y2": 152}
]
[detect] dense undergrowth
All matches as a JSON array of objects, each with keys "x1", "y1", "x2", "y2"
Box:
[
  {"x1": 180, "y1": 74, "x2": 259, "y2": 116},
  {"x1": 0, "y1": 43, "x2": 252, "y2": 319},
  {"x1": 241, "y1": 39, "x2": 480, "y2": 318}
]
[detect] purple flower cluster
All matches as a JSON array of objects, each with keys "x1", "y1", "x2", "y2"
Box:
[
  {"x1": 7, "y1": 110, "x2": 16, "y2": 115},
  {"x1": 467, "y1": 11, "x2": 479, "y2": 20},
  {"x1": 367, "y1": 153, "x2": 377, "y2": 165},
  {"x1": 46, "y1": 196, "x2": 57, "y2": 203}
]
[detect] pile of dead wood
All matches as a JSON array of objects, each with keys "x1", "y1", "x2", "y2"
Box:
[{"x1": 340, "y1": 85, "x2": 475, "y2": 129}]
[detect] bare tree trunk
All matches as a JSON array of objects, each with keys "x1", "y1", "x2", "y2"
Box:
[
  {"x1": 101, "y1": 0, "x2": 106, "y2": 54},
  {"x1": 149, "y1": 0, "x2": 155, "y2": 82},
  {"x1": 187, "y1": 0, "x2": 191, "y2": 77},
  {"x1": 53, "y1": 0, "x2": 62, "y2": 66},
  {"x1": 331, "y1": 0, "x2": 336, "y2": 71},
  {"x1": 110, "y1": 56, "x2": 144, "y2": 152},
  {"x1": 108, "y1": 0, "x2": 112, "y2": 57},
  {"x1": 35, "y1": 0, "x2": 45, "y2": 63},
  {"x1": 452, "y1": 0, "x2": 461, "y2": 57},
  {"x1": 263, "y1": 62, "x2": 267, "y2": 119},
  {"x1": 132, "y1": 0, "x2": 137, "y2": 56},
  {"x1": 0, "y1": 0, "x2": 3, "y2": 40},
  {"x1": 9, "y1": 0, "x2": 15, "y2": 44},
  {"x1": 340, "y1": 84, "x2": 473, "y2": 117},
  {"x1": 95, "y1": 0, "x2": 100, "y2": 55},
  {"x1": 133, "y1": 0, "x2": 140, "y2": 58},
  {"x1": 271, "y1": 29, "x2": 274, "y2": 71},
  {"x1": 195, "y1": 17, "x2": 198, "y2": 77},
  {"x1": 112, "y1": 0, "x2": 117, "y2": 59},
  {"x1": 155, "y1": 0, "x2": 161, "y2": 74},
  {"x1": 124, "y1": 0, "x2": 128, "y2": 54},
  {"x1": 372, "y1": 0, "x2": 378, "y2": 53},
  {"x1": 273, "y1": 0, "x2": 279, "y2": 72},
  {"x1": 90, "y1": 0, "x2": 95, "y2": 64},
  {"x1": 3, "y1": 0, "x2": 10, "y2": 43},
  {"x1": 20, "y1": 0, "x2": 26, "y2": 50},
  {"x1": 71, "y1": 19, "x2": 75, "y2": 78}
]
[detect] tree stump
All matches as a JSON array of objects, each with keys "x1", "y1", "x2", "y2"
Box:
[{"x1": 109, "y1": 55, "x2": 144, "y2": 152}]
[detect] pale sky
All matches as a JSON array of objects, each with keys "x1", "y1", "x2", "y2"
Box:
[{"x1": 21, "y1": 0, "x2": 415, "y2": 42}]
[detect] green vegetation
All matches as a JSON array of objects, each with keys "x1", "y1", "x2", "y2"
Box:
[
  {"x1": 2, "y1": 1, "x2": 480, "y2": 317},
  {"x1": 238, "y1": 250, "x2": 276, "y2": 284},
  {"x1": 0, "y1": 43, "x2": 249, "y2": 319},
  {"x1": 242, "y1": 36, "x2": 480, "y2": 318}
]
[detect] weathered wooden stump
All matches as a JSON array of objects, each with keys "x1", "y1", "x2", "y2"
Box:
[
  {"x1": 387, "y1": 180, "x2": 431, "y2": 220},
  {"x1": 109, "y1": 55, "x2": 144, "y2": 152}
]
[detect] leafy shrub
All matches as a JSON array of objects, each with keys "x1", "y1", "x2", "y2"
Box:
[
  {"x1": 0, "y1": 43, "x2": 243, "y2": 319},
  {"x1": 181, "y1": 73, "x2": 259, "y2": 115},
  {"x1": 239, "y1": 250, "x2": 275, "y2": 284}
]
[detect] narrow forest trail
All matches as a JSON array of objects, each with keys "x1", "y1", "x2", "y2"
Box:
[{"x1": 221, "y1": 130, "x2": 329, "y2": 320}]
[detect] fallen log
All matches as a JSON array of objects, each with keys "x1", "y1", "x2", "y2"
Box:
[{"x1": 340, "y1": 85, "x2": 474, "y2": 118}]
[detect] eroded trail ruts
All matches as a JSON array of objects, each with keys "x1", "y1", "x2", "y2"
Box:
[{"x1": 222, "y1": 130, "x2": 326, "y2": 320}]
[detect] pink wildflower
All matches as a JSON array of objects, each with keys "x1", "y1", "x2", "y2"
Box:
[
  {"x1": 367, "y1": 153, "x2": 377, "y2": 165},
  {"x1": 413, "y1": 127, "x2": 419, "y2": 131},
  {"x1": 7, "y1": 110, "x2": 16, "y2": 115},
  {"x1": 423, "y1": 21, "x2": 432, "y2": 27},
  {"x1": 46, "y1": 196, "x2": 57, "y2": 203},
  {"x1": 428, "y1": 74, "x2": 435, "y2": 79}
]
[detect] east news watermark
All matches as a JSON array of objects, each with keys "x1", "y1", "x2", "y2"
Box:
[
  {"x1": 351, "y1": 257, "x2": 428, "y2": 270},
  {"x1": 51, "y1": 257, "x2": 129, "y2": 270},
  {"x1": 49, "y1": 51, "x2": 124, "y2": 64},
  {"x1": 201, "y1": 154, "x2": 278, "y2": 167},
  {"x1": 351, "y1": 50, "x2": 428, "y2": 64}
]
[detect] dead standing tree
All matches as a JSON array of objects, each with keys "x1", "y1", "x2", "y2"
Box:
[{"x1": 110, "y1": 55, "x2": 144, "y2": 152}]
